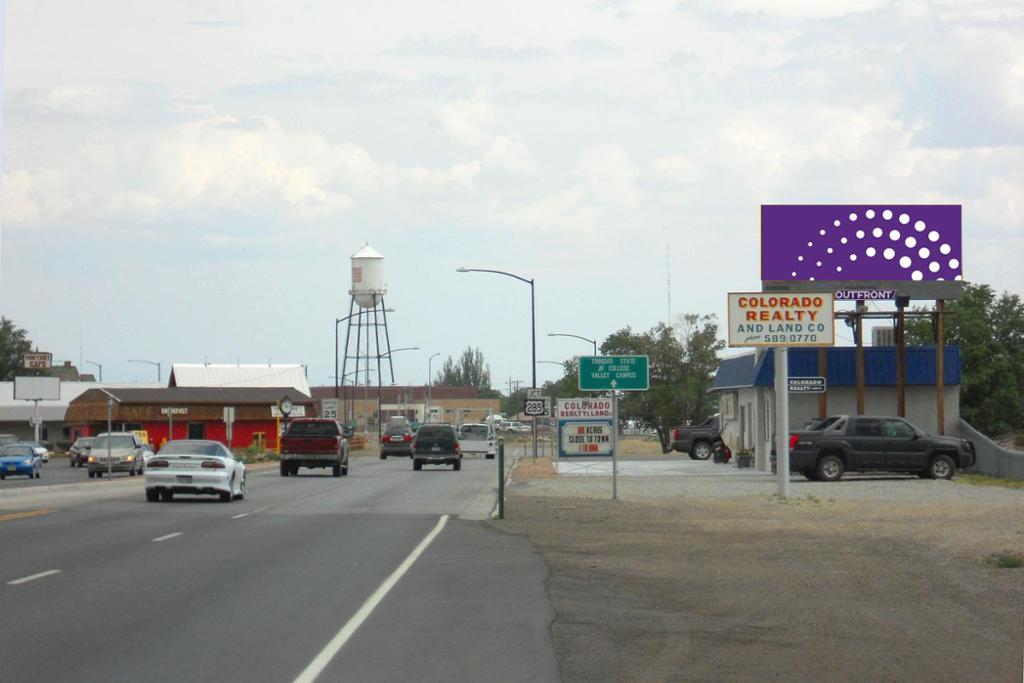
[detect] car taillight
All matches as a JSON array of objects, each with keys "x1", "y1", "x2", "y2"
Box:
[
  {"x1": 201, "y1": 460, "x2": 226, "y2": 469},
  {"x1": 789, "y1": 434, "x2": 799, "y2": 449},
  {"x1": 381, "y1": 435, "x2": 390, "y2": 443},
  {"x1": 673, "y1": 429, "x2": 680, "y2": 440},
  {"x1": 403, "y1": 434, "x2": 412, "y2": 442},
  {"x1": 148, "y1": 460, "x2": 169, "y2": 468},
  {"x1": 454, "y1": 442, "x2": 460, "y2": 452}
]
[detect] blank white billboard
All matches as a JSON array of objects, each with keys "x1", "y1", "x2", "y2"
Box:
[{"x1": 14, "y1": 376, "x2": 61, "y2": 400}]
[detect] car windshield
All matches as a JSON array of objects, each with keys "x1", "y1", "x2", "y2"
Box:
[
  {"x1": 76, "y1": 438, "x2": 95, "y2": 446},
  {"x1": 93, "y1": 435, "x2": 135, "y2": 450},
  {"x1": 0, "y1": 446, "x2": 32, "y2": 457},
  {"x1": 385, "y1": 427, "x2": 410, "y2": 436},
  {"x1": 460, "y1": 425, "x2": 489, "y2": 438},
  {"x1": 287, "y1": 421, "x2": 339, "y2": 437},
  {"x1": 159, "y1": 442, "x2": 226, "y2": 457}
]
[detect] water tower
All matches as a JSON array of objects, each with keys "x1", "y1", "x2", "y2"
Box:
[{"x1": 339, "y1": 244, "x2": 395, "y2": 427}]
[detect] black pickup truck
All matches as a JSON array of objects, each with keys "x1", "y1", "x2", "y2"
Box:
[
  {"x1": 670, "y1": 415, "x2": 722, "y2": 460},
  {"x1": 788, "y1": 415, "x2": 975, "y2": 481}
]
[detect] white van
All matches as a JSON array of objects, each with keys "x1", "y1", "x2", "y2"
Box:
[{"x1": 458, "y1": 423, "x2": 496, "y2": 459}]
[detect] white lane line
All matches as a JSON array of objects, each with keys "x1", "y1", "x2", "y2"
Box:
[
  {"x1": 292, "y1": 515, "x2": 450, "y2": 683},
  {"x1": 8, "y1": 569, "x2": 61, "y2": 585},
  {"x1": 231, "y1": 512, "x2": 250, "y2": 519},
  {"x1": 253, "y1": 506, "x2": 269, "y2": 514},
  {"x1": 152, "y1": 532, "x2": 183, "y2": 543}
]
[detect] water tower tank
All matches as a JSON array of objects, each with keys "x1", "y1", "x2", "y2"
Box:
[{"x1": 351, "y1": 243, "x2": 386, "y2": 308}]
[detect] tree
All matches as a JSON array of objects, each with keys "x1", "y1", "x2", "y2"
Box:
[
  {"x1": 599, "y1": 314, "x2": 725, "y2": 453},
  {"x1": 0, "y1": 318, "x2": 34, "y2": 381},
  {"x1": 434, "y1": 346, "x2": 492, "y2": 392},
  {"x1": 905, "y1": 283, "x2": 1024, "y2": 436}
]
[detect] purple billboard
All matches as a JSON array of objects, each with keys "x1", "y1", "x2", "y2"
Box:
[{"x1": 761, "y1": 205, "x2": 962, "y2": 282}]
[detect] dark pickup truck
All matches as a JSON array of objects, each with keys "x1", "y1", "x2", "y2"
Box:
[
  {"x1": 279, "y1": 418, "x2": 349, "y2": 477},
  {"x1": 789, "y1": 415, "x2": 975, "y2": 481},
  {"x1": 670, "y1": 415, "x2": 722, "y2": 460}
]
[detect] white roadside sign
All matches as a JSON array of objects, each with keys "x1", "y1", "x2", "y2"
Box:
[
  {"x1": 727, "y1": 292, "x2": 835, "y2": 347},
  {"x1": 556, "y1": 398, "x2": 613, "y2": 420},
  {"x1": 560, "y1": 421, "x2": 614, "y2": 456}
]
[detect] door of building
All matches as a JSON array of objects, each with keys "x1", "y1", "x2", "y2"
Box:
[{"x1": 187, "y1": 422, "x2": 206, "y2": 440}]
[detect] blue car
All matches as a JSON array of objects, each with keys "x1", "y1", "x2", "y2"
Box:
[{"x1": 0, "y1": 444, "x2": 41, "y2": 480}]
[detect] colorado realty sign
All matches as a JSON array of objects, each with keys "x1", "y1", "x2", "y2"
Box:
[{"x1": 727, "y1": 292, "x2": 835, "y2": 347}]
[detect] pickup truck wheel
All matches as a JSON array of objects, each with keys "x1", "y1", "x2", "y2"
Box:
[
  {"x1": 928, "y1": 455, "x2": 955, "y2": 480},
  {"x1": 690, "y1": 441, "x2": 713, "y2": 460},
  {"x1": 145, "y1": 489, "x2": 159, "y2": 502},
  {"x1": 280, "y1": 463, "x2": 289, "y2": 477},
  {"x1": 342, "y1": 466, "x2": 348, "y2": 476},
  {"x1": 160, "y1": 490, "x2": 173, "y2": 502},
  {"x1": 413, "y1": 460, "x2": 422, "y2": 471},
  {"x1": 333, "y1": 462, "x2": 342, "y2": 477},
  {"x1": 380, "y1": 453, "x2": 386, "y2": 460},
  {"x1": 816, "y1": 455, "x2": 844, "y2": 482},
  {"x1": 486, "y1": 454, "x2": 494, "y2": 460},
  {"x1": 453, "y1": 460, "x2": 461, "y2": 472}
]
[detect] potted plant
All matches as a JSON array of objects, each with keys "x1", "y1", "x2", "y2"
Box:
[{"x1": 737, "y1": 449, "x2": 754, "y2": 469}]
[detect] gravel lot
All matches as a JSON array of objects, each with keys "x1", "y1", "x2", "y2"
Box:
[{"x1": 495, "y1": 454, "x2": 1024, "y2": 682}]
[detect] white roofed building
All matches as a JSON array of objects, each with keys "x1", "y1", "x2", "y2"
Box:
[{"x1": 168, "y1": 364, "x2": 310, "y2": 397}]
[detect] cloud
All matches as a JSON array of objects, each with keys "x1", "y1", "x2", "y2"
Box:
[
  {"x1": 435, "y1": 100, "x2": 538, "y2": 175},
  {"x1": 393, "y1": 34, "x2": 550, "y2": 61}
]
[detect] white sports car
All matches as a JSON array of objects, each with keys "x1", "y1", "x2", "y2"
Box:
[{"x1": 144, "y1": 440, "x2": 246, "y2": 503}]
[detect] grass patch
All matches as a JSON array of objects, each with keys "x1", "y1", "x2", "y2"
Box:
[
  {"x1": 956, "y1": 474, "x2": 1024, "y2": 490},
  {"x1": 984, "y1": 552, "x2": 1024, "y2": 569}
]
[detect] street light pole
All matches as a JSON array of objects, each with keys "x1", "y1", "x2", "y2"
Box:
[
  {"x1": 128, "y1": 359, "x2": 161, "y2": 382},
  {"x1": 85, "y1": 360, "x2": 103, "y2": 382},
  {"x1": 374, "y1": 346, "x2": 419, "y2": 444},
  {"x1": 427, "y1": 352, "x2": 440, "y2": 421},
  {"x1": 547, "y1": 332, "x2": 598, "y2": 355},
  {"x1": 457, "y1": 267, "x2": 537, "y2": 458}
]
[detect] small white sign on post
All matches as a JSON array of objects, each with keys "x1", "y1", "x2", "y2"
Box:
[
  {"x1": 526, "y1": 388, "x2": 542, "y2": 399},
  {"x1": 321, "y1": 398, "x2": 339, "y2": 420}
]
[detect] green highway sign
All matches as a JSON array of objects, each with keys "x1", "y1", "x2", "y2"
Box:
[{"x1": 578, "y1": 355, "x2": 649, "y2": 392}]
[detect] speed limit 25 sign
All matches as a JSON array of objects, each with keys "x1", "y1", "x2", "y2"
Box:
[{"x1": 523, "y1": 397, "x2": 550, "y2": 417}]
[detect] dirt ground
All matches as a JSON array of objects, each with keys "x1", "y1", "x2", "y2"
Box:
[{"x1": 493, "y1": 469, "x2": 1024, "y2": 682}]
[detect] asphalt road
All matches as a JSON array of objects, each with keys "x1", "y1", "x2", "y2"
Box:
[{"x1": 0, "y1": 452, "x2": 558, "y2": 683}]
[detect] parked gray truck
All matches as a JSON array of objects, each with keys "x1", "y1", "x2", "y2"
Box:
[
  {"x1": 789, "y1": 415, "x2": 975, "y2": 481},
  {"x1": 670, "y1": 415, "x2": 722, "y2": 460}
]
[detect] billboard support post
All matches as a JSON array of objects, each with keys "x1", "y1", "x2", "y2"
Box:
[
  {"x1": 936, "y1": 300, "x2": 945, "y2": 434},
  {"x1": 33, "y1": 400, "x2": 41, "y2": 443},
  {"x1": 896, "y1": 297, "x2": 908, "y2": 417},
  {"x1": 817, "y1": 348, "x2": 827, "y2": 419},
  {"x1": 855, "y1": 300, "x2": 865, "y2": 414},
  {"x1": 774, "y1": 348, "x2": 790, "y2": 499}
]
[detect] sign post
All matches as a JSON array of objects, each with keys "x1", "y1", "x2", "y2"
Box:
[{"x1": 576, "y1": 356, "x2": 649, "y2": 501}]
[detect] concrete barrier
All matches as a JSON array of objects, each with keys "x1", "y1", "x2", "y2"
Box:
[{"x1": 956, "y1": 420, "x2": 1024, "y2": 480}]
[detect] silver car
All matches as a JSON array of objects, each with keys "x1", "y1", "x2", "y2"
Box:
[{"x1": 88, "y1": 432, "x2": 146, "y2": 478}]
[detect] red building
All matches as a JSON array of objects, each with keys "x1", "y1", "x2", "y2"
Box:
[{"x1": 65, "y1": 387, "x2": 316, "y2": 450}]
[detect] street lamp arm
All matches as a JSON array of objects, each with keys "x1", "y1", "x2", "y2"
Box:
[
  {"x1": 547, "y1": 332, "x2": 599, "y2": 355},
  {"x1": 456, "y1": 267, "x2": 532, "y2": 286},
  {"x1": 380, "y1": 346, "x2": 420, "y2": 357}
]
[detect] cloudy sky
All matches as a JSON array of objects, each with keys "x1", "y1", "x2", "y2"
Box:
[{"x1": 2, "y1": 0, "x2": 1022, "y2": 389}]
